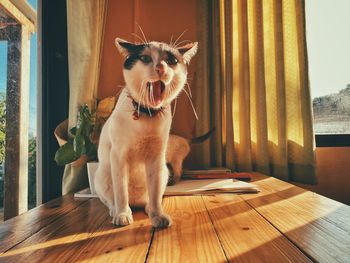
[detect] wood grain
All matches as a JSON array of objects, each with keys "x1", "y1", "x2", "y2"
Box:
[
  {"x1": 0, "y1": 198, "x2": 106, "y2": 263},
  {"x1": 147, "y1": 196, "x2": 227, "y2": 263},
  {"x1": 0, "y1": 0, "x2": 35, "y2": 32},
  {"x1": 203, "y1": 194, "x2": 311, "y2": 262},
  {"x1": 242, "y1": 173, "x2": 350, "y2": 262},
  {"x1": 0, "y1": 194, "x2": 87, "y2": 254},
  {"x1": 67, "y1": 208, "x2": 153, "y2": 263}
]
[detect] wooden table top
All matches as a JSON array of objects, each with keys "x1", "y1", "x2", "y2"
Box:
[{"x1": 0, "y1": 173, "x2": 349, "y2": 263}]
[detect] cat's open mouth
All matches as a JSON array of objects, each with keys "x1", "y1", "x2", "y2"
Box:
[{"x1": 147, "y1": 80, "x2": 165, "y2": 106}]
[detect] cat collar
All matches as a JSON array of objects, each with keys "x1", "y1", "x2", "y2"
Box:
[{"x1": 130, "y1": 97, "x2": 164, "y2": 120}]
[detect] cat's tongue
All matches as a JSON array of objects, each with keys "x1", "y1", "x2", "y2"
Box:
[{"x1": 150, "y1": 81, "x2": 165, "y2": 105}]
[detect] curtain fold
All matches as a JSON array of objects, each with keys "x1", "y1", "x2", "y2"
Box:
[
  {"x1": 62, "y1": 0, "x2": 108, "y2": 195},
  {"x1": 195, "y1": 0, "x2": 316, "y2": 184}
]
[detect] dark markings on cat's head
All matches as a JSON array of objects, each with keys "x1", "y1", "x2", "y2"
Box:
[
  {"x1": 124, "y1": 54, "x2": 142, "y2": 70},
  {"x1": 165, "y1": 51, "x2": 178, "y2": 66},
  {"x1": 115, "y1": 38, "x2": 148, "y2": 70}
]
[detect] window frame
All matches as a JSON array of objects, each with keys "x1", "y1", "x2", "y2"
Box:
[
  {"x1": 38, "y1": 0, "x2": 69, "y2": 204},
  {"x1": 315, "y1": 134, "x2": 350, "y2": 147}
]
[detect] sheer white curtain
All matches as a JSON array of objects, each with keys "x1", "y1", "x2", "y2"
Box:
[{"x1": 63, "y1": 0, "x2": 108, "y2": 194}]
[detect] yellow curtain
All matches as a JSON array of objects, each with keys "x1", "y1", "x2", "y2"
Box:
[
  {"x1": 62, "y1": 0, "x2": 108, "y2": 194},
  {"x1": 195, "y1": 0, "x2": 316, "y2": 184}
]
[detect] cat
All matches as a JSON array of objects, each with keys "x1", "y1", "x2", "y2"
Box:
[
  {"x1": 94, "y1": 37, "x2": 198, "y2": 228},
  {"x1": 167, "y1": 128, "x2": 215, "y2": 185}
]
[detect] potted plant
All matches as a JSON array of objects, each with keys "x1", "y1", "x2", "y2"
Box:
[{"x1": 54, "y1": 96, "x2": 117, "y2": 193}]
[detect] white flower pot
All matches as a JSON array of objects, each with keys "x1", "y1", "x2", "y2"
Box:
[{"x1": 87, "y1": 162, "x2": 98, "y2": 194}]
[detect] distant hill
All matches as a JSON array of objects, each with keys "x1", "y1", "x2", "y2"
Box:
[
  {"x1": 313, "y1": 85, "x2": 350, "y2": 134},
  {"x1": 313, "y1": 85, "x2": 350, "y2": 117}
]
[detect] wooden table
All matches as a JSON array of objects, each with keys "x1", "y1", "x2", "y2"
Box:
[{"x1": 0, "y1": 173, "x2": 349, "y2": 263}]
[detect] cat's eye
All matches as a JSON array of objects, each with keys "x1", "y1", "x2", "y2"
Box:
[
  {"x1": 166, "y1": 57, "x2": 178, "y2": 66},
  {"x1": 139, "y1": 55, "x2": 152, "y2": 63}
]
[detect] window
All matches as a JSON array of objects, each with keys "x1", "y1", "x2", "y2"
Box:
[
  {"x1": 306, "y1": 0, "x2": 350, "y2": 146},
  {"x1": 0, "y1": 0, "x2": 37, "y2": 221}
]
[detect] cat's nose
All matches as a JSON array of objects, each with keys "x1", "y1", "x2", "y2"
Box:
[{"x1": 155, "y1": 62, "x2": 166, "y2": 77}]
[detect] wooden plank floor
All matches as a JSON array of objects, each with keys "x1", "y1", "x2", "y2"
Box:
[{"x1": 0, "y1": 173, "x2": 349, "y2": 263}]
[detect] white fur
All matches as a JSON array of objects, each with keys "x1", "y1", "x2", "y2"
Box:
[{"x1": 94, "y1": 39, "x2": 197, "y2": 228}]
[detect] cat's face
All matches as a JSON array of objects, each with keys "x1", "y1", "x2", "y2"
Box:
[{"x1": 115, "y1": 38, "x2": 198, "y2": 109}]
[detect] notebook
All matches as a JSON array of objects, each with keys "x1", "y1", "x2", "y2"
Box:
[{"x1": 164, "y1": 179, "x2": 259, "y2": 196}]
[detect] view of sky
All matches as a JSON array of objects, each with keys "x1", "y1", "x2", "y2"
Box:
[
  {"x1": 306, "y1": 0, "x2": 350, "y2": 98},
  {"x1": 29, "y1": 0, "x2": 37, "y2": 137},
  {"x1": 0, "y1": 43, "x2": 7, "y2": 97}
]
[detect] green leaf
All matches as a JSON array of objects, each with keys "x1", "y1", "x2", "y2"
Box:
[
  {"x1": 55, "y1": 104, "x2": 98, "y2": 167},
  {"x1": 55, "y1": 142, "x2": 79, "y2": 165},
  {"x1": 73, "y1": 133, "x2": 85, "y2": 155}
]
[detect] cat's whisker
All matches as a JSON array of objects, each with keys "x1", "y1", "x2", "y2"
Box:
[
  {"x1": 141, "y1": 90, "x2": 147, "y2": 109},
  {"x1": 149, "y1": 85, "x2": 152, "y2": 104},
  {"x1": 170, "y1": 34, "x2": 174, "y2": 46},
  {"x1": 132, "y1": 33, "x2": 147, "y2": 45},
  {"x1": 170, "y1": 84, "x2": 174, "y2": 100},
  {"x1": 173, "y1": 40, "x2": 192, "y2": 49},
  {"x1": 173, "y1": 29, "x2": 188, "y2": 47},
  {"x1": 142, "y1": 77, "x2": 150, "y2": 105},
  {"x1": 166, "y1": 83, "x2": 172, "y2": 100},
  {"x1": 138, "y1": 80, "x2": 147, "y2": 116},
  {"x1": 169, "y1": 83, "x2": 175, "y2": 101},
  {"x1": 150, "y1": 85, "x2": 155, "y2": 105},
  {"x1": 147, "y1": 104, "x2": 152, "y2": 117},
  {"x1": 172, "y1": 98, "x2": 177, "y2": 118},
  {"x1": 183, "y1": 88, "x2": 199, "y2": 120},
  {"x1": 136, "y1": 23, "x2": 149, "y2": 45},
  {"x1": 185, "y1": 81, "x2": 193, "y2": 98}
]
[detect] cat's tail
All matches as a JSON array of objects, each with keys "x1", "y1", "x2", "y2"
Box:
[{"x1": 190, "y1": 127, "x2": 216, "y2": 144}]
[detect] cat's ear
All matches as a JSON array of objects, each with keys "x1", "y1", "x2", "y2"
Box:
[
  {"x1": 115, "y1": 38, "x2": 138, "y2": 57},
  {"x1": 177, "y1": 42, "x2": 198, "y2": 64}
]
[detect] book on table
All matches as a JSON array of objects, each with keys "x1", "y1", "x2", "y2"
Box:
[
  {"x1": 182, "y1": 168, "x2": 252, "y2": 181},
  {"x1": 182, "y1": 168, "x2": 232, "y2": 175},
  {"x1": 164, "y1": 179, "x2": 259, "y2": 196}
]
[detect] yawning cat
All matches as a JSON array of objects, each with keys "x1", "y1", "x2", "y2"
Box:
[{"x1": 94, "y1": 38, "x2": 198, "y2": 228}]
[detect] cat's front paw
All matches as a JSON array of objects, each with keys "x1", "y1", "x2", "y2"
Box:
[
  {"x1": 112, "y1": 212, "x2": 133, "y2": 226},
  {"x1": 151, "y1": 213, "x2": 172, "y2": 228}
]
